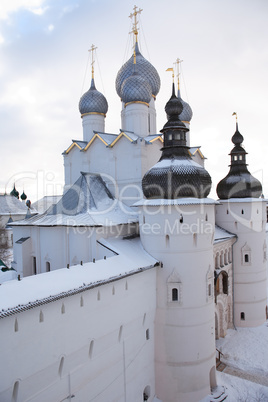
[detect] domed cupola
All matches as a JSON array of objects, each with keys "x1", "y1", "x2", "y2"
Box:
[
  {"x1": 216, "y1": 121, "x2": 262, "y2": 199},
  {"x1": 142, "y1": 84, "x2": 211, "y2": 199},
  {"x1": 116, "y1": 42, "x2": 160, "y2": 100},
  {"x1": 79, "y1": 78, "x2": 108, "y2": 116},
  {"x1": 178, "y1": 88, "x2": 193, "y2": 123},
  {"x1": 20, "y1": 191, "x2": 27, "y2": 201}
]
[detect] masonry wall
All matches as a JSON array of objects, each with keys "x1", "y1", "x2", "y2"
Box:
[{"x1": 0, "y1": 269, "x2": 156, "y2": 402}]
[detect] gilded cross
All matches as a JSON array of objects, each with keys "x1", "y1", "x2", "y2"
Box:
[{"x1": 89, "y1": 44, "x2": 97, "y2": 79}]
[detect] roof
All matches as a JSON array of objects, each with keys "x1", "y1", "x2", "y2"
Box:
[
  {"x1": 214, "y1": 225, "x2": 236, "y2": 244},
  {"x1": 12, "y1": 173, "x2": 138, "y2": 227},
  {"x1": 32, "y1": 195, "x2": 62, "y2": 214},
  {"x1": 0, "y1": 236, "x2": 159, "y2": 318},
  {"x1": 0, "y1": 194, "x2": 30, "y2": 215}
]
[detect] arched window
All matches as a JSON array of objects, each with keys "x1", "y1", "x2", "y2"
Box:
[
  {"x1": 165, "y1": 234, "x2": 170, "y2": 247},
  {"x1": 46, "y1": 261, "x2": 50, "y2": 272},
  {"x1": 12, "y1": 381, "x2": 19, "y2": 402},
  {"x1": 58, "y1": 356, "x2": 64, "y2": 377},
  {"x1": 89, "y1": 340, "x2": 94, "y2": 359},
  {"x1": 172, "y1": 288, "x2": 178, "y2": 301}
]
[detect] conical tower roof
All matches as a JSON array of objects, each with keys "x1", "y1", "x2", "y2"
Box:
[{"x1": 79, "y1": 78, "x2": 108, "y2": 116}]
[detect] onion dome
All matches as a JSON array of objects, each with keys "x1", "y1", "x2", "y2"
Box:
[
  {"x1": 142, "y1": 84, "x2": 211, "y2": 199},
  {"x1": 10, "y1": 185, "x2": 19, "y2": 199},
  {"x1": 178, "y1": 89, "x2": 193, "y2": 123},
  {"x1": 20, "y1": 191, "x2": 27, "y2": 201},
  {"x1": 121, "y1": 71, "x2": 152, "y2": 105},
  {"x1": 79, "y1": 78, "x2": 108, "y2": 116},
  {"x1": 216, "y1": 123, "x2": 262, "y2": 199},
  {"x1": 116, "y1": 42, "x2": 160, "y2": 99}
]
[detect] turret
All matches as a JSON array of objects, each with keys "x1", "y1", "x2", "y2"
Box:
[
  {"x1": 136, "y1": 85, "x2": 217, "y2": 401},
  {"x1": 215, "y1": 116, "x2": 267, "y2": 327},
  {"x1": 79, "y1": 45, "x2": 108, "y2": 142}
]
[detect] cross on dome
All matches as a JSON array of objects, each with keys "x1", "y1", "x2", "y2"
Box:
[
  {"x1": 129, "y1": 5, "x2": 143, "y2": 44},
  {"x1": 88, "y1": 44, "x2": 97, "y2": 79}
]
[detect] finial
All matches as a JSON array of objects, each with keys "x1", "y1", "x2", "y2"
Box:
[
  {"x1": 89, "y1": 44, "x2": 97, "y2": 80},
  {"x1": 129, "y1": 5, "x2": 143, "y2": 45},
  {"x1": 133, "y1": 49, "x2": 136, "y2": 65},
  {"x1": 175, "y1": 58, "x2": 183, "y2": 91},
  {"x1": 232, "y1": 112, "x2": 238, "y2": 129},
  {"x1": 166, "y1": 67, "x2": 174, "y2": 83}
]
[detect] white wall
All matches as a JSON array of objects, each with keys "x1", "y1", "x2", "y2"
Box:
[{"x1": 0, "y1": 268, "x2": 157, "y2": 402}]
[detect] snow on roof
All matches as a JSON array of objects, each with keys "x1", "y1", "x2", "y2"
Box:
[
  {"x1": 0, "y1": 236, "x2": 159, "y2": 317},
  {"x1": 217, "y1": 198, "x2": 267, "y2": 203},
  {"x1": 134, "y1": 197, "x2": 218, "y2": 207},
  {"x1": 214, "y1": 225, "x2": 236, "y2": 244},
  {"x1": 0, "y1": 194, "x2": 30, "y2": 215},
  {"x1": 32, "y1": 195, "x2": 62, "y2": 214},
  {"x1": 12, "y1": 173, "x2": 138, "y2": 227}
]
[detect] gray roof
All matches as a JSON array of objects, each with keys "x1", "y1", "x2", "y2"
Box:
[
  {"x1": 0, "y1": 194, "x2": 30, "y2": 215},
  {"x1": 12, "y1": 173, "x2": 138, "y2": 227},
  {"x1": 79, "y1": 78, "x2": 108, "y2": 115},
  {"x1": 214, "y1": 225, "x2": 236, "y2": 244},
  {"x1": 32, "y1": 195, "x2": 62, "y2": 214}
]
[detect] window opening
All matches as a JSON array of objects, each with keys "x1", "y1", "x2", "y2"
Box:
[
  {"x1": 46, "y1": 261, "x2": 50, "y2": 272},
  {"x1": 241, "y1": 312, "x2": 245, "y2": 320},
  {"x1": 146, "y1": 329, "x2": 150, "y2": 340},
  {"x1": 172, "y1": 288, "x2": 178, "y2": 301},
  {"x1": 244, "y1": 254, "x2": 249, "y2": 263},
  {"x1": 33, "y1": 256, "x2": 37, "y2": 275}
]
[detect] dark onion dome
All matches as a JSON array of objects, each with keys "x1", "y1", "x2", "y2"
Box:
[
  {"x1": 10, "y1": 185, "x2": 19, "y2": 199},
  {"x1": 142, "y1": 84, "x2": 211, "y2": 199},
  {"x1": 20, "y1": 191, "x2": 27, "y2": 201},
  {"x1": 216, "y1": 123, "x2": 262, "y2": 199},
  {"x1": 178, "y1": 89, "x2": 193, "y2": 123},
  {"x1": 79, "y1": 78, "x2": 108, "y2": 116},
  {"x1": 116, "y1": 42, "x2": 160, "y2": 99},
  {"x1": 121, "y1": 71, "x2": 152, "y2": 105}
]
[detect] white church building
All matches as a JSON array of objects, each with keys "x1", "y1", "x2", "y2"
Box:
[{"x1": 0, "y1": 7, "x2": 267, "y2": 402}]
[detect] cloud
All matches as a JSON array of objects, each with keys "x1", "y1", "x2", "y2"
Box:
[{"x1": 0, "y1": 0, "x2": 47, "y2": 20}]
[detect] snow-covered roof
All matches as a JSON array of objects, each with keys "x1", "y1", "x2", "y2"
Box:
[
  {"x1": 32, "y1": 195, "x2": 62, "y2": 214},
  {"x1": 0, "y1": 194, "x2": 30, "y2": 215},
  {"x1": 12, "y1": 173, "x2": 138, "y2": 227},
  {"x1": 217, "y1": 198, "x2": 267, "y2": 203},
  {"x1": 0, "y1": 236, "x2": 159, "y2": 317},
  {"x1": 134, "y1": 197, "x2": 218, "y2": 207},
  {"x1": 214, "y1": 225, "x2": 236, "y2": 244}
]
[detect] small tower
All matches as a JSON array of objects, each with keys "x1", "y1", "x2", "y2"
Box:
[
  {"x1": 79, "y1": 45, "x2": 108, "y2": 142},
  {"x1": 137, "y1": 85, "x2": 217, "y2": 402},
  {"x1": 116, "y1": 6, "x2": 160, "y2": 136},
  {"x1": 216, "y1": 117, "x2": 267, "y2": 327}
]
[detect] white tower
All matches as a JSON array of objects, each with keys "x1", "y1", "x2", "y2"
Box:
[
  {"x1": 137, "y1": 85, "x2": 217, "y2": 402},
  {"x1": 216, "y1": 120, "x2": 267, "y2": 327},
  {"x1": 78, "y1": 45, "x2": 108, "y2": 142}
]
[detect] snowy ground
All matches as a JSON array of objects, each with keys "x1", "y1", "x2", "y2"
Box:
[{"x1": 215, "y1": 323, "x2": 268, "y2": 401}]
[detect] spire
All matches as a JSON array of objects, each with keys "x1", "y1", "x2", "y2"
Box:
[
  {"x1": 216, "y1": 116, "x2": 262, "y2": 199},
  {"x1": 89, "y1": 44, "x2": 97, "y2": 80},
  {"x1": 175, "y1": 58, "x2": 183, "y2": 95},
  {"x1": 129, "y1": 5, "x2": 143, "y2": 45}
]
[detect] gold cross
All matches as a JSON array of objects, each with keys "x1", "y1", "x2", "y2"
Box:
[
  {"x1": 175, "y1": 58, "x2": 183, "y2": 90},
  {"x1": 89, "y1": 44, "x2": 97, "y2": 79},
  {"x1": 129, "y1": 5, "x2": 143, "y2": 43}
]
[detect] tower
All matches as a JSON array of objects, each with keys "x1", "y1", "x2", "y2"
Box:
[
  {"x1": 137, "y1": 84, "x2": 217, "y2": 402},
  {"x1": 216, "y1": 119, "x2": 267, "y2": 327},
  {"x1": 78, "y1": 45, "x2": 108, "y2": 142}
]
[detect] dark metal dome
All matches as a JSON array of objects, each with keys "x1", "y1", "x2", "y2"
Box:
[
  {"x1": 178, "y1": 89, "x2": 193, "y2": 122},
  {"x1": 142, "y1": 84, "x2": 211, "y2": 199},
  {"x1": 116, "y1": 42, "x2": 160, "y2": 99},
  {"x1": 79, "y1": 79, "x2": 108, "y2": 115},
  {"x1": 216, "y1": 124, "x2": 262, "y2": 199},
  {"x1": 121, "y1": 72, "x2": 152, "y2": 104}
]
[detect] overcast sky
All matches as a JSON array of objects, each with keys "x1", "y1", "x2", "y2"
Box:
[{"x1": 0, "y1": 0, "x2": 267, "y2": 202}]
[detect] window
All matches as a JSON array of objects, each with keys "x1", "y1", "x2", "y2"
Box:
[
  {"x1": 174, "y1": 133, "x2": 181, "y2": 140},
  {"x1": 241, "y1": 312, "x2": 245, "y2": 321},
  {"x1": 244, "y1": 254, "x2": 249, "y2": 263},
  {"x1": 46, "y1": 261, "x2": 50, "y2": 272},
  {"x1": 12, "y1": 381, "x2": 19, "y2": 402},
  {"x1": 89, "y1": 340, "x2": 94, "y2": 359},
  {"x1": 168, "y1": 133, "x2": 172, "y2": 140},
  {"x1": 58, "y1": 357, "x2": 64, "y2": 377},
  {"x1": 208, "y1": 284, "x2": 212, "y2": 297},
  {"x1": 172, "y1": 288, "x2": 178, "y2": 301},
  {"x1": 165, "y1": 234, "x2": 170, "y2": 247},
  {"x1": 33, "y1": 256, "x2": 37, "y2": 275},
  {"x1": 146, "y1": 329, "x2": 150, "y2": 340}
]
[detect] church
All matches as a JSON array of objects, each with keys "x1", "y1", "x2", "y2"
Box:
[{"x1": 0, "y1": 7, "x2": 267, "y2": 402}]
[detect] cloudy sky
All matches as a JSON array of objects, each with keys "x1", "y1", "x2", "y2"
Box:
[{"x1": 0, "y1": 0, "x2": 267, "y2": 201}]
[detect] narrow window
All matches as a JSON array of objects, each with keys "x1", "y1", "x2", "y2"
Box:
[
  {"x1": 193, "y1": 233, "x2": 197, "y2": 246},
  {"x1": 205, "y1": 213, "x2": 208, "y2": 222},
  {"x1": 46, "y1": 261, "x2": 50, "y2": 272},
  {"x1": 208, "y1": 284, "x2": 212, "y2": 297},
  {"x1": 33, "y1": 256, "x2": 37, "y2": 275},
  {"x1": 239, "y1": 155, "x2": 243, "y2": 160},
  {"x1": 143, "y1": 215, "x2": 145, "y2": 224},
  {"x1": 227, "y1": 209, "x2": 229, "y2": 214},
  {"x1": 58, "y1": 356, "x2": 64, "y2": 377},
  {"x1": 61, "y1": 303, "x2": 65, "y2": 314},
  {"x1": 143, "y1": 313, "x2": 146, "y2": 326},
  {"x1": 168, "y1": 133, "x2": 172, "y2": 140},
  {"x1": 172, "y1": 288, "x2": 178, "y2": 301},
  {"x1": 89, "y1": 340, "x2": 94, "y2": 359},
  {"x1": 125, "y1": 281, "x2": 128, "y2": 291},
  {"x1": 80, "y1": 296, "x2": 84, "y2": 307},
  {"x1": 118, "y1": 325, "x2": 123, "y2": 342},
  {"x1": 146, "y1": 329, "x2": 150, "y2": 340},
  {"x1": 14, "y1": 318, "x2": 18, "y2": 332},
  {"x1": 165, "y1": 234, "x2": 170, "y2": 247},
  {"x1": 180, "y1": 214, "x2": 183, "y2": 223},
  {"x1": 97, "y1": 290, "x2": 100, "y2": 301},
  {"x1": 112, "y1": 286, "x2": 115, "y2": 295},
  {"x1": 241, "y1": 209, "x2": 244, "y2": 215},
  {"x1": 12, "y1": 381, "x2": 19, "y2": 402},
  {"x1": 241, "y1": 312, "x2": 245, "y2": 321},
  {"x1": 39, "y1": 310, "x2": 44, "y2": 323},
  {"x1": 175, "y1": 133, "x2": 181, "y2": 140},
  {"x1": 244, "y1": 254, "x2": 249, "y2": 263}
]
